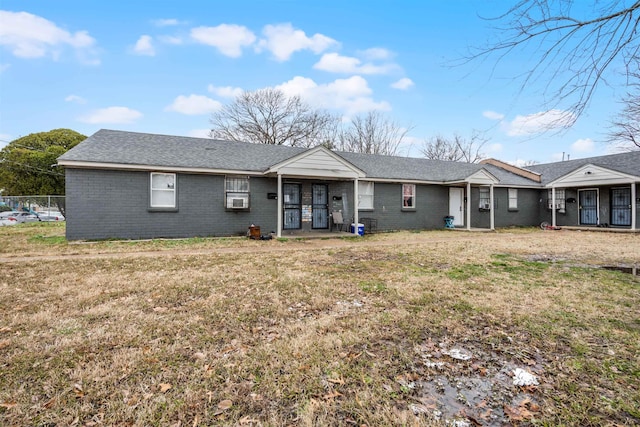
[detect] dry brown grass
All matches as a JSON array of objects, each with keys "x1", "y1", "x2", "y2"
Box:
[{"x1": 0, "y1": 224, "x2": 639, "y2": 426}]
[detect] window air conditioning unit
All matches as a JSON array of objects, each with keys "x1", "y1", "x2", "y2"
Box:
[
  {"x1": 231, "y1": 198, "x2": 247, "y2": 209},
  {"x1": 482, "y1": 203, "x2": 490, "y2": 209}
]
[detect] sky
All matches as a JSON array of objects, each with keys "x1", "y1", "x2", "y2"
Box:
[{"x1": 0, "y1": 1, "x2": 632, "y2": 164}]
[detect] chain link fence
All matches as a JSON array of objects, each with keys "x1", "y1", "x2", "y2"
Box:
[{"x1": 0, "y1": 195, "x2": 66, "y2": 216}]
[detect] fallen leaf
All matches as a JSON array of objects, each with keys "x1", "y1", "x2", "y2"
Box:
[
  {"x1": 0, "y1": 339, "x2": 10, "y2": 350},
  {"x1": 239, "y1": 416, "x2": 261, "y2": 424},
  {"x1": 0, "y1": 401, "x2": 17, "y2": 409},
  {"x1": 42, "y1": 397, "x2": 56, "y2": 409},
  {"x1": 327, "y1": 376, "x2": 345, "y2": 385},
  {"x1": 217, "y1": 399, "x2": 233, "y2": 410},
  {"x1": 323, "y1": 391, "x2": 343, "y2": 400},
  {"x1": 73, "y1": 383, "x2": 84, "y2": 398},
  {"x1": 159, "y1": 383, "x2": 172, "y2": 393}
]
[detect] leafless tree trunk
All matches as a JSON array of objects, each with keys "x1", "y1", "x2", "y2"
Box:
[
  {"x1": 337, "y1": 111, "x2": 411, "y2": 156},
  {"x1": 471, "y1": 1, "x2": 640, "y2": 125},
  {"x1": 421, "y1": 133, "x2": 487, "y2": 163},
  {"x1": 210, "y1": 88, "x2": 337, "y2": 147}
]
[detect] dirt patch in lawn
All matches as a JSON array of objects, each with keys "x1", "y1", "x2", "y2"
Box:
[{"x1": 0, "y1": 227, "x2": 638, "y2": 426}]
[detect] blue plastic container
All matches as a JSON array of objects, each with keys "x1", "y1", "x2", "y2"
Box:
[{"x1": 350, "y1": 223, "x2": 365, "y2": 236}]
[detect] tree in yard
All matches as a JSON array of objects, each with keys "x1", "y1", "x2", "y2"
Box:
[
  {"x1": 336, "y1": 111, "x2": 412, "y2": 156},
  {"x1": 209, "y1": 88, "x2": 338, "y2": 147},
  {"x1": 609, "y1": 86, "x2": 640, "y2": 151},
  {"x1": 0, "y1": 129, "x2": 86, "y2": 213},
  {"x1": 421, "y1": 133, "x2": 487, "y2": 163},
  {"x1": 472, "y1": 1, "x2": 640, "y2": 128}
]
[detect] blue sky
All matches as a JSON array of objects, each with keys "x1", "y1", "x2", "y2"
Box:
[{"x1": 0, "y1": 1, "x2": 630, "y2": 164}]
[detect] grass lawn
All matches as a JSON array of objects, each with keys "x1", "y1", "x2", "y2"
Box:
[{"x1": 0, "y1": 223, "x2": 638, "y2": 426}]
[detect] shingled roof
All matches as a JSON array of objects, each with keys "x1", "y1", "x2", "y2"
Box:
[{"x1": 59, "y1": 129, "x2": 640, "y2": 187}]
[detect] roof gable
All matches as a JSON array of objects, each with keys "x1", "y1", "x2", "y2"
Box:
[
  {"x1": 548, "y1": 163, "x2": 640, "y2": 187},
  {"x1": 267, "y1": 146, "x2": 365, "y2": 178},
  {"x1": 465, "y1": 168, "x2": 499, "y2": 184}
]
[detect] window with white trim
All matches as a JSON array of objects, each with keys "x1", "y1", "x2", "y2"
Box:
[
  {"x1": 479, "y1": 187, "x2": 491, "y2": 210},
  {"x1": 402, "y1": 184, "x2": 415, "y2": 208},
  {"x1": 547, "y1": 189, "x2": 566, "y2": 210},
  {"x1": 508, "y1": 188, "x2": 518, "y2": 210},
  {"x1": 225, "y1": 176, "x2": 250, "y2": 209},
  {"x1": 358, "y1": 181, "x2": 374, "y2": 210},
  {"x1": 150, "y1": 172, "x2": 176, "y2": 208}
]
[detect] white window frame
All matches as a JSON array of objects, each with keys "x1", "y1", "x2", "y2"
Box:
[
  {"x1": 547, "y1": 189, "x2": 566, "y2": 210},
  {"x1": 225, "y1": 176, "x2": 250, "y2": 210},
  {"x1": 402, "y1": 184, "x2": 416, "y2": 209},
  {"x1": 479, "y1": 187, "x2": 491, "y2": 210},
  {"x1": 508, "y1": 188, "x2": 518, "y2": 210},
  {"x1": 150, "y1": 172, "x2": 176, "y2": 208},
  {"x1": 358, "y1": 181, "x2": 374, "y2": 210}
]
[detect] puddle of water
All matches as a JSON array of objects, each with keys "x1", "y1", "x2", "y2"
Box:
[{"x1": 601, "y1": 265, "x2": 639, "y2": 276}]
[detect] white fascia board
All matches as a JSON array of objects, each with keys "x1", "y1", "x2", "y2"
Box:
[
  {"x1": 547, "y1": 163, "x2": 640, "y2": 187},
  {"x1": 57, "y1": 160, "x2": 262, "y2": 176}
]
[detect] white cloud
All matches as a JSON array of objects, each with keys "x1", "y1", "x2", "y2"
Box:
[
  {"x1": 65, "y1": 94, "x2": 86, "y2": 104},
  {"x1": 571, "y1": 138, "x2": 594, "y2": 152},
  {"x1": 275, "y1": 75, "x2": 391, "y2": 116},
  {"x1": 152, "y1": 18, "x2": 183, "y2": 27},
  {"x1": 190, "y1": 24, "x2": 256, "y2": 57},
  {"x1": 358, "y1": 47, "x2": 393, "y2": 60},
  {"x1": 165, "y1": 94, "x2": 222, "y2": 115},
  {"x1": 257, "y1": 23, "x2": 338, "y2": 61},
  {"x1": 188, "y1": 129, "x2": 212, "y2": 138},
  {"x1": 132, "y1": 35, "x2": 155, "y2": 56},
  {"x1": 0, "y1": 63, "x2": 11, "y2": 73},
  {"x1": 483, "y1": 110, "x2": 505, "y2": 121},
  {"x1": 79, "y1": 107, "x2": 142, "y2": 124},
  {"x1": 0, "y1": 11, "x2": 98, "y2": 63},
  {"x1": 313, "y1": 52, "x2": 398, "y2": 75},
  {"x1": 503, "y1": 109, "x2": 576, "y2": 136},
  {"x1": 208, "y1": 85, "x2": 243, "y2": 98},
  {"x1": 391, "y1": 78, "x2": 414, "y2": 90}
]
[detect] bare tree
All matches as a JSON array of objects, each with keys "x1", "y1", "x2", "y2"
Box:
[
  {"x1": 472, "y1": 1, "x2": 640, "y2": 125},
  {"x1": 609, "y1": 88, "x2": 640, "y2": 150},
  {"x1": 337, "y1": 111, "x2": 411, "y2": 156},
  {"x1": 421, "y1": 133, "x2": 487, "y2": 163},
  {"x1": 210, "y1": 88, "x2": 337, "y2": 147}
]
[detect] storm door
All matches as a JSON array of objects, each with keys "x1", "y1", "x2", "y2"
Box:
[
  {"x1": 611, "y1": 187, "x2": 631, "y2": 226},
  {"x1": 283, "y1": 183, "x2": 301, "y2": 230},
  {"x1": 312, "y1": 184, "x2": 329, "y2": 229},
  {"x1": 579, "y1": 189, "x2": 598, "y2": 225}
]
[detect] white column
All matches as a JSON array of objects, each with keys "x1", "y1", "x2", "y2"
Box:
[
  {"x1": 632, "y1": 182, "x2": 637, "y2": 230},
  {"x1": 353, "y1": 178, "x2": 359, "y2": 235},
  {"x1": 551, "y1": 187, "x2": 557, "y2": 227},
  {"x1": 466, "y1": 182, "x2": 471, "y2": 230},
  {"x1": 277, "y1": 173, "x2": 282, "y2": 238},
  {"x1": 489, "y1": 184, "x2": 495, "y2": 230}
]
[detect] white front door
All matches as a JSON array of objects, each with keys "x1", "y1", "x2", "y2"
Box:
[{"x1": 449, "y1": 187, "x2": 464, "y2": 226}]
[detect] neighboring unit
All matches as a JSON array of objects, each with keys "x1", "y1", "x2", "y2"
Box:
[{"x1": 57, "y1": 129, "x2": 640, "y2": 240}]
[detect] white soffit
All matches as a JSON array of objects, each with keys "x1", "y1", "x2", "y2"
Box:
[
  {"x1": 548, "y1": 164, "x2": 640, "y2": 187},
  {"x1": 267, "y1": 146, "x2": 365, "y2": 178}
]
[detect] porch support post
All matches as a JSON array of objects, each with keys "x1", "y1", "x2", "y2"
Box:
[
  {"x1": 489, "y1": 184, "x2": 495, "y2": 230},
  {"x1": 466, "y1": 182, "x2": 471, "y2": 230},
  {"x1": 353, "y1": 178, "x2": 359, "y2": 235},
  {"x1": 277, "y1": 173, "x2": 282, "y2": 238},
  {"x1": 632, "y1": 182, "x2": 637, "y2": 230},
  {"x1": 551, "y1": 187, "x2": 557, "y2": 227}
]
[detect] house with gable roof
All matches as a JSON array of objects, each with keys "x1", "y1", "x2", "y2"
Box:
[{"x1": 57, "y1": 129, "x2": 639, "y2": 240}]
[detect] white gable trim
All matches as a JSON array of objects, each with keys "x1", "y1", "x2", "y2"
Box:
[
  {"x1": 463, "y1": 168, "x2": 499, "y2": 185},
  {"x1": 548, "y1": 164, "x2": 640, "y2": 187},
  {"x1": 267, "y1": 146, "x2": 365, "y2": 178}
]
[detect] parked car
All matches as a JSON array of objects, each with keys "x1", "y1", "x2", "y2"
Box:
[
  {"x1": 0, "y1": 211, "x2": 41, "y2": 223},
  {"x1": 0, "y1": 211, "x2": 20, "y2": 226},
  {"x1": 0, "y1": 216, "x2": 18, "y2": 226},
  {"x1": 37, "y1": 211, "x2": 65, "y2": 221}
]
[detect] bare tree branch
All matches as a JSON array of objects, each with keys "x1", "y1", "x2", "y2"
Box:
[
  {"x1": 421, "y1": 133, "x2": 487, "y2": 163},
  {"x1": 470, "y1": 1, "x2": 640, "y2": 125},
  {"x1": 337, "y1": 111, "x2": 412, "y2": 156}
]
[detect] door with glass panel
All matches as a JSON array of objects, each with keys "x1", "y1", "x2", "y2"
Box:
[
  {"x1": 312, "y1": 184, "x2": 329, "y2": 229},
  {"x1": 579, "y1": 189, "x2": 598, "y2": 225},
  {"x1": 611, "y1": 187, "x2": 631, "y2": 226},
  {"x1": 283, "y1": 183, "x2": 301, "y2": 230}
]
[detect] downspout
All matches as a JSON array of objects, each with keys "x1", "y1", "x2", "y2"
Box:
[
  {"x1": 466, "y1": 181, "x2": 471, "y2": 230},
  {"x1": 489, "y1": 184, "x2": 495, "y2": 230},
  {"x1": 551, "y1": 187, "x2": 556, "y2": 227},
  {"x1": 353, "y1": 177, "x2": 359, "y2": 235},
  {"x1": 632, "y1": 182, "x2": 637, "y2": 230},
  {"x1": 277, "y1": 173, "x2": 282, "y2": 238}
]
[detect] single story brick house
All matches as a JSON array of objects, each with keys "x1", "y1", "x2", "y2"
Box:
[{"x1": 57, "y1": 129, "x2": 639, "y2": 240}]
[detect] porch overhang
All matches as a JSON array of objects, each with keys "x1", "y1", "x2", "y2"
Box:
[
  {"x1": 546, "y1": 163, "x2": 640, "y2": 188},
  {"x1": 266, "y1": 146, "x2": 366, "y2": 179}
]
